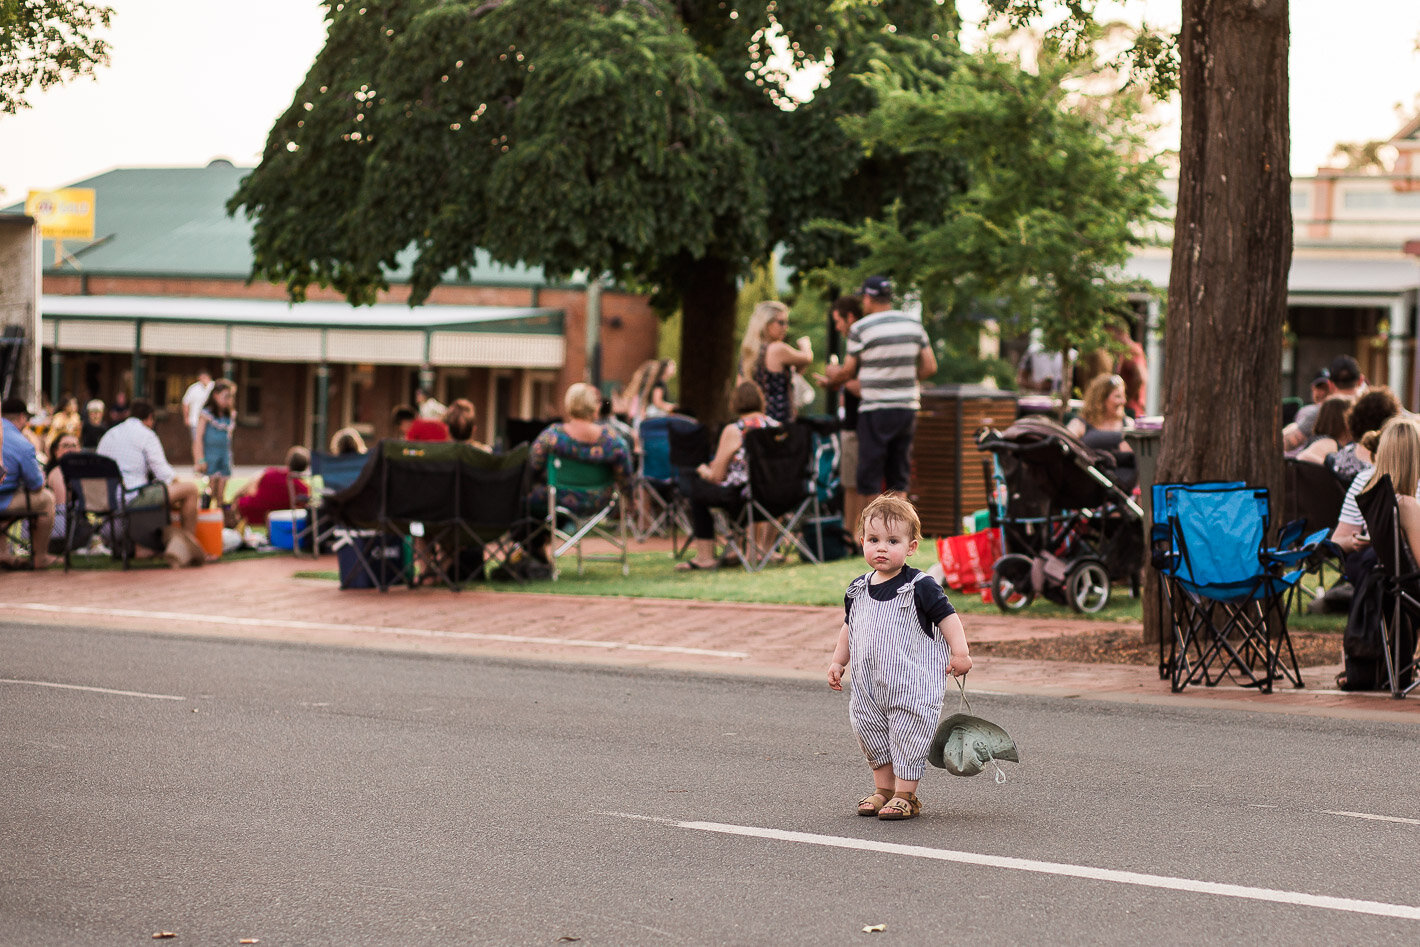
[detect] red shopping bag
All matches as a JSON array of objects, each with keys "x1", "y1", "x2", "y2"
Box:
[{"x1": 936, "y1": 527, "x2": 1003, "y2": 593}]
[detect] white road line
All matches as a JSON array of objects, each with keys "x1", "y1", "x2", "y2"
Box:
[
  {"x1": 0, "y1": 601, "x2": 750, "y2": 659},
  {"x1": 0, "y1": 678, "x2": 185, "y2": 701},
  {"x1": 624, "y1": 816, "x2": 1420, "y2": 922},
  {"x1": 1319, "y1": 809, "x2": 1420, "y2": 827}
]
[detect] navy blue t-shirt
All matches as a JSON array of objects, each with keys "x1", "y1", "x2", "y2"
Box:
[{"x1": 844, "y1": 565, "x2": 956, "y2": 638}]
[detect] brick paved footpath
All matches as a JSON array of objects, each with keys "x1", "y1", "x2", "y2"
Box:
[{"x1": 2, "y1": 555, "x2": 1417, "y2": 724}]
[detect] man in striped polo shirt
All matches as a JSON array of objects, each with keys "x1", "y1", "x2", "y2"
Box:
[{"x1": 826, "y1": 276, "x2": 937, "y2": 504}]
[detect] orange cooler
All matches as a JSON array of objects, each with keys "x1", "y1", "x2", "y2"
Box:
[{"x1": 195, "y1": 508, "x2": 224, "y2": 560}]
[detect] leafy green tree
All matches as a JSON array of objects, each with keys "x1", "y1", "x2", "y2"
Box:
[
  {"x1": 230, "y1": 0, "x2": 962, "y2": 421},
  {"x1": 814, "y1": 43, "x2": 1164, "y2": 398},
  {"x1": 0, "y1": 0, "x2": 113, "y2": 114},
  {"x1": 984, "y1": 1, "x2": 1293, "y2": 647}
]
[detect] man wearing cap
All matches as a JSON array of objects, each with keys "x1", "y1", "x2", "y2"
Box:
[
  {"x1": 97, "y1": 399, "x2": 200, "y2": 538},
  {"x1": 0, "y1": 398, "x2": 57, "y2": 568},
  {"x1": 1283, "y1": 356, "x2": 1363, "y2": 451},
  {"x1": 824, "y1": 276, "x2": 937, "y2": 502}
]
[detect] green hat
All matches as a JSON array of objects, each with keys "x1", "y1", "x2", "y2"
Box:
[{"x1": 929, "y1": 712, "x2": 1020, "y2": 777}]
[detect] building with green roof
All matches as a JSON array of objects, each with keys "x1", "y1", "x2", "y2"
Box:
[{"x1": 1, "y1": 161, "x2": 659, "y2": 463}]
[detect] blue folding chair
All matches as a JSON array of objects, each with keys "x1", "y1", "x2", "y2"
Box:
[
  {"x1": 292, "y1": 450, "x2": 373, "y2": 557},
  {"x1": 631, "y1": 415, "x2": 697, "y2": 551},
  {"x1": 1154, "y1": 482, "x2": 1307, "y2": 693}
]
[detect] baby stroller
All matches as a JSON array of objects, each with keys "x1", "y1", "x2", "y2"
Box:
[{"x1": 976, "y1": 416, "x2": 1145, "y2": 613}]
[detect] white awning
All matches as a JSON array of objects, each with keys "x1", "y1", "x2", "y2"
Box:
[{"x1": 41, "y1": 294, "x2": 566, "y2": 368}]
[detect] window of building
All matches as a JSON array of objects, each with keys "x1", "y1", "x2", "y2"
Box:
[{"x1": 240, "y1": 361, "x2": 263, "y2": 421}]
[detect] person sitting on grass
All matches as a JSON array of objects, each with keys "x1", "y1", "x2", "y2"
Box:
[
  {"x1": 676, "y1": 381, "x2": 779, "y2": 572},
  {"x1": 391, "y1": 404, "x2": 417, "y2": 438},
  {"x1": 234, "y1": 446, "x2": 311, "y2": 528}
]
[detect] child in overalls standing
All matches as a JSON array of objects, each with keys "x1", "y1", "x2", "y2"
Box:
[{"x1": 828, "y1": 495, "x2": 972, "y2": 820}]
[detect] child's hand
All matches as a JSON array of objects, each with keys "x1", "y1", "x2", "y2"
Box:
[
  {"x1": 827, "y1": 662, "x2": 845, "y2": 691},
  {"x1": 948, "y1": 652, "x2": 973, "y2": 678}
]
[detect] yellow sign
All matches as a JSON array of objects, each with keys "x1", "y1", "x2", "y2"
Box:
[{"x1": 25, "y1": 188, "x2": 96, "y2": 241}]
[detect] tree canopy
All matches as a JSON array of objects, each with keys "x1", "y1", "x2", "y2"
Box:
[
  {"x1": 230, "y1": 0, "x2": 963, "y2": 419},
  {"x1": 817, "y1": 41, "x2": 1165, "y2": 365},
  {"x1": 0, "y1": 0, "x2": 113, "y2": 114}
]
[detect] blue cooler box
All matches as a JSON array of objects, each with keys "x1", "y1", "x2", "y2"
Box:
[
  {"x1": 267, "y1": 509, "x2": 310, "y2": 551},
  {"x1": 334, "y1": 529, "x2": 409, "y2": 589}
]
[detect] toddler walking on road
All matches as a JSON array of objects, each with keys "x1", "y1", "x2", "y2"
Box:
[{"x1": 828, "y1": 495, "x2": 972, "y2": 820}]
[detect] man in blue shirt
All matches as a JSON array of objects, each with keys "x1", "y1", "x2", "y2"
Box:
[{"x1": 0, "y1": 397, "x2": 56, "y2": 569}]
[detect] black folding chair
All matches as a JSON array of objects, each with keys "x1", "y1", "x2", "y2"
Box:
[
  {"x1": 459, "y1": 443, "x2": 531, "y2": 581},
  {"x1": 738, "y1": 424, "x2": 822, "y2": 572},
  {"x1": 506, "y1": 418, "x2": 554, "y2": 449},
  {"x1": 1282, "y1": 458, "x2": 1347, "y2": 606},
  {"x1": 0, "y1": 486, "x2": 44, "y2": 566},
  {"x1": 1284, "y1": 458, "x2": 1346, "y2": 534},
  {"x1": 1355, "y1": 474, "x2": 1420, "y2": 698},
  {"x1": 57, "y1": 451, "x2": 168, "y2": 570}
]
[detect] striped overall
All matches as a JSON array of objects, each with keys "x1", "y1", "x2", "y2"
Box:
[{"x1": 846, "y1": 571, "x2": 950, "y2": 782}]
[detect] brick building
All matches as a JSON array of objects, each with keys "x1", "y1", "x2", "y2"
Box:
[{"x1": 2, "y1": 160, "x2": 660, "y2": 464}]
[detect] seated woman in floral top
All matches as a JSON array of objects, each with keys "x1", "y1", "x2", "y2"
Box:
[{"x1": 524, "y1": 383, "x2": 632, "y2": 558}]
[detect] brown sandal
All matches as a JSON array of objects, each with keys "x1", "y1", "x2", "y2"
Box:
[
  {"x1": 856, "y1": 789, "x2": 892, "y2": 816},
  {"x1": 877, "y1": 792, "x2": 921, "y2": 821}
]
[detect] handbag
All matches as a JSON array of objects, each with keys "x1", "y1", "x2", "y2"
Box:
[
  {"x1": 792, "y1": 371, "x2": 815, "y2": 409},
  {"x1": 936, "y1": 527, "x2": 1002, "y2": 593},
  {"x1": 163, "y1": 525, "x2": 207, "y2": 568}
]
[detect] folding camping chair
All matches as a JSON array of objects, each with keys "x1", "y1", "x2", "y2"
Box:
[
  {"x1": 1355, "y1": 474, "x2": 1420, "y2": 698},
  {"x1": 57, "y1": 451, "x2": 168, "y2": 570},
  {"x1": 736, "y1": 424, "x2": 822, "y2": 572},
  {"x1": 546, "y1": 454, "x2": 628, "y2": 580},
  {"x1": 458, "y1": 443, "x2": 531, "y2": 581},
  {"x1": 290, "y1": 449, "x2": 372, "y2": 557},
  {"x1": 1153, "y1": 482, "x2": 1307, "y2": 693},
  {"x1": 631, "y1": 415, "x2": 697, "y2": 547}
]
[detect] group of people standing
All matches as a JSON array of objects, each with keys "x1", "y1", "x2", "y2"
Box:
[{"x1": 674, "y1": 276, "x2": 938, "y2": 571}]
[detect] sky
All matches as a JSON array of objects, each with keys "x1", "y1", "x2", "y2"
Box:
[{"x1": 0, "y1": 0, "x2": 1417, "y2": 203}]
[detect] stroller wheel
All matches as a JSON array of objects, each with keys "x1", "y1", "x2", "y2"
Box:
[
  {"x1": 1065, "y1": 558, "x2": 1111, "y2": 613},
  {"x1": 990, "y1": 554, "x2": 1036, "y2": 613}
]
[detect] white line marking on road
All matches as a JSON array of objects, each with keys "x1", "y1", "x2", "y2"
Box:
[
  {"x1": 0, "y1": 602, "x2": 750, "y2": 659},
  {"x1": 1319, "y1": 809, "x2": 1420, "y2": 827},
  {"x1": 619, "y1": 816, "x2": 1420, "y2": 921},
  {"x1": 0, "y1": 678, "x2": 185, "y2": 701}
]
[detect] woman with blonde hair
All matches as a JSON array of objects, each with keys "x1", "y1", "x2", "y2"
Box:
[
  {"x1": 625, "y1": 358, "x2": 678, "y2": 425},
  {"x1": 1067, "y1": 373, "x2": 1135, "y2": 489},
  {"x1": 519, "y1": 382, "x2": 633, "y2": 564},
  {"x1": 1332, "y1": 415, "x2": 1420, "y2": 556},
  {"x1": 739, "y1": 300, "x2": 812, "y2": 424},
  {"x1": 329, "y1": 426, "x2": 368, "y2": 455}
]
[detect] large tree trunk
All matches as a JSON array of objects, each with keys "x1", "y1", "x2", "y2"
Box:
[
  {"x1": 1143, "y1": 0, "x2": 1293, "y2": 644},
  {"x1": 676, "y1": 256, "x2": 740, "y2": 425}
]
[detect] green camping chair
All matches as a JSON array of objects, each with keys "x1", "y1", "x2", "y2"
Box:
[{"x1": 547, "y1": 454, "x2": 628, "y2": 580}]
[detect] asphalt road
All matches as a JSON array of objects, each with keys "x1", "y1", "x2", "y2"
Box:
[{"x1": 3, "y1": 621, "x2": 1419, "y2": 946}]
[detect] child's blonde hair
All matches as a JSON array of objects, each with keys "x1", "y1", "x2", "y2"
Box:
[{"x1": 859, "y1": 494, "x2": 922, "y2": 543}]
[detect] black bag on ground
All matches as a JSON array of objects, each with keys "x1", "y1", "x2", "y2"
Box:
[{"x1": 1341, "y1": 549, "x2": 1417, "y2": 690}]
